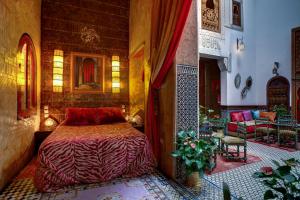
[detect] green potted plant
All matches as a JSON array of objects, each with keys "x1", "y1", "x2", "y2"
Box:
[
  {"x1": 253, "y1": 158, "x2": 300, "y2": 199},
  {"x1": 272, "y1": 104, "x2": 288, "y2": 117},
  {"x1": 171, "y1": 130, "x2": 217, "y2": 189}
]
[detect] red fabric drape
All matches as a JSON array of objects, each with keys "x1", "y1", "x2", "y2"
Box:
[
  {"x1": 83, "y1": 62, "x2": 94, "y2": 83},
  {"x1": 147, "y1": 0, "x2": 192, "y2": 160}
]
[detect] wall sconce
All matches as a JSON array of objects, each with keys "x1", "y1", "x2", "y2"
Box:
[
  {"x1": 237, "y1": 37, "x2": 245, "y2": 51},
  {"x1": 112, "y1": 55, "x2": 120, "y2": 93},
  {"x1": 53, "y1": 50, "x2": 64, "y2": 93}
]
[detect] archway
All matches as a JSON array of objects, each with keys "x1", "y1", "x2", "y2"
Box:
[
  {"x1": 266, "y1": 76, "x2": 290, "y2": 111},
  {"x1": 17, "y1": 33, "x2": 37, "y2": 119}
]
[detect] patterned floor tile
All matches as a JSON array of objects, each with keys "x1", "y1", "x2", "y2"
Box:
[{"x1": 206, "y1": 141, "x2": 300, "y2": 200}]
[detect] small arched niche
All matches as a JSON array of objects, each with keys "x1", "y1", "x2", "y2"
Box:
[{"x1": 266, "y1": 76, "x2": 290, "y2": 111}]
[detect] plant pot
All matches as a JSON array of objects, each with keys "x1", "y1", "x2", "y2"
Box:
[{"x1": 186, "y1": 171, "x2": 202, "y2": 190}]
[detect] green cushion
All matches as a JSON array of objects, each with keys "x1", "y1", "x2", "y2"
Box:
[
  {"x1": 212, "y1": 131, "x2": 224, "y2": 139},
  {"x1": 279, "y1": 130, "x2": 297, "y2": 135},
  {"x1": 222, "y1": 136, "x2": 245, "y2": 144},
  {"x1": 256, "y1": 127, "x2": 276, "y2": 134}
]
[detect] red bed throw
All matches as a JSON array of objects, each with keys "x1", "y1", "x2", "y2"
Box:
[{"x1": 34, "y1": 123, "x2": 156, "y2": 192}]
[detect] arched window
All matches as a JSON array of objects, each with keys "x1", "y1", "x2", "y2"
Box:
[{"x1": 17, "y1": 34, "x2": 37, "y2": 119}]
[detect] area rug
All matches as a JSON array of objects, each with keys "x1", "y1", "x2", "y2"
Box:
[
  {"x1": 1, "y1": 158, "x2": 232, "y2": 200},
  {"x1": 248, "y1": 139, "x2": 298, "y2": 152},
  {"x1": 209, "y1": 153, "x2": 261, "y2": 174}
]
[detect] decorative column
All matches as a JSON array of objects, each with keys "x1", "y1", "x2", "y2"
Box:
[{"x1": 175, "y1": 0, "x2": 199, "y2": 181}]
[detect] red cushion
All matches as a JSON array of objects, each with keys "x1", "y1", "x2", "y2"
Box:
[
  {"x1": 65, "y1": 107, "x2": 126, "y2": 125},
  {"x1": 228, "y1": 122, "x2": 273, "y2": 133},
  {"x1": 230, "y1": 112, "x2": 244, "y2": 122}
]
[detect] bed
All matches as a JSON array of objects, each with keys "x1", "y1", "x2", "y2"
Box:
[{"x1": 34, "y1": 107, "x2": 156, "y2": 192}]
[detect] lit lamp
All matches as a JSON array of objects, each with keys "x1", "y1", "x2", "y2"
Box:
[
  {"x1": 53, "y1": 50, "x2": 64, "y2": 92},
  {"x1": 43, "y1": 105, "x2": 58, "y2": 128},
  {"x1": 112, "y1": 55, "x2": 120, "y2": 93},
  {"x1": 237, "y1": 37, "x2": 245, "y2": 51}
]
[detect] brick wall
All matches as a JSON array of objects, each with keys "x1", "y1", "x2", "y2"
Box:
[{"x1": 41, "y1": 0, "x2": 129, "y2": 122}]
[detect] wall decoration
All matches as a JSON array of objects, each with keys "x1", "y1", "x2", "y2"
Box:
[
  {"x1": 80, "y1": 26, "x2": 100, "y2": 44},
  {"x1": 201, "y1": 0, "x2": 221, "y2": 33},
  {"x1": 70, "y1": 52, "x2": 105, "y2": 93},
  {"x1": 241, "y1": 87, "x2": 248, "y2": 99},
  {"x1": 234, "y1": 73, "x2": 241, "y2": 88},
  {"x1": 246, "y1": 76, "x2": 253, "y2": 89},
  {"x1": 240, "y1": 76, "x2": 253, "y2": 99},
  {"x1": 229, "y1": 0, "x2": 243, "y2": 31},
  {"x1": 272, "y1": 62, "x2": 280, "y2": 76}
]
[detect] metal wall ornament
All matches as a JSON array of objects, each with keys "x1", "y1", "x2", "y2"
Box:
[
  {"x1": 80, "y1": 26, "x2": 100, "y2": 44},
  {"x1": 272, "y1": 62, "x2": 280, "y2": 76},
  {"x1": 234, "y1": 73, "x2": 241, "y2": 88},
  {"x1": 241, "y1": 87, "x2": 248, "y2": 99},
  {"x1": 241, "y1": 76, "x2": 253, "y2": 99},
  {"x1": 245, "y1": 76, "x2": 253, "y2": 89}
]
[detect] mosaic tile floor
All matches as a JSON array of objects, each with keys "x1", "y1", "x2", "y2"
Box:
[
  {"x1": 1, "y1": 141, "x2": 298, "y2": 200},
  {"x1": 206, "y1": 141, "x2": 300, "y2": 200},
  {"x1": 0, "y1": 171, "x2": 229, "y2": 200}
]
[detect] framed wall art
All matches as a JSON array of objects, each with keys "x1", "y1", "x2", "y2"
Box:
[
  {"x1": 201, "y1": 0, "x2": 221, "y2": 33},
  {"x1": 70, "y1": 52, "x2": 105, "y2": 93},
  {"x1": 229, "y1": 0, "x2": 243, "y2": 31}
]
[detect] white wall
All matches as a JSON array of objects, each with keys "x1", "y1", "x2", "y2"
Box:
[
  {"x1": 199, "y1": 0, "x2": 300, "y2": 106},
  {"x1": 223, "y1": 0, "x2": 256, "y2": 106},
  {"x1": 255, "y1": 0, "x2": 300, "y2": 105}
]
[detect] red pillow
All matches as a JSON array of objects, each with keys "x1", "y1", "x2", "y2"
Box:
[
  {"x1": 65, "y1": 107, "x2": 126, "y2": 125},
  {"x1": 97, "y1": 107, "x2": 127, "y2": 124},
  {"x1": 230, "y1": 112, "x2": 244, "y2": 122}
]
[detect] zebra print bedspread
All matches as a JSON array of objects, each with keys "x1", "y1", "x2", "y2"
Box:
[{"x1": 34, "y1": 122, "x2": 156, "y2": 192}]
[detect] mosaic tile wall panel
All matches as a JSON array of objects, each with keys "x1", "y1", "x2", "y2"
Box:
[
  {"x1": 175, "y1": 64, "x2": 198, "y2": 181},
  {"x1": 176, "y1": 64, "x2": 198, "y2": 132}
]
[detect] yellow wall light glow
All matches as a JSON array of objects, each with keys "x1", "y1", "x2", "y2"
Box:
[
  {"x1": 53, "y1": 50, "x2": 64, "y2": 92},
  {"x1": 112, "y1": 55, "x2": 120, "y2": 93}
]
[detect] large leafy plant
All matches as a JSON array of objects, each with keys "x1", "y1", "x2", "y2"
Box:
[
  {"x1": 253, "y1": 158, "x2": 300, "y2": 200},
  {"x1": 199, "y1": 105, "x2": 214, "y2": 125},
  {"x1": 171, "y1": 130, "x2": 216, "y2": 176}
]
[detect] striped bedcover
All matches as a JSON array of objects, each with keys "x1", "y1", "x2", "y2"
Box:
[{"x1": 34, "y1": 122, "x2": 156, "y2": 192}]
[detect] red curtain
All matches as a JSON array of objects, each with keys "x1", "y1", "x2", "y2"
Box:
[
  {"x1": 146, "y1": 0, "x2": 192, "y2": 161},
  {"x1": 83, "y1": 61, "x2": 95, "y2": 83}
]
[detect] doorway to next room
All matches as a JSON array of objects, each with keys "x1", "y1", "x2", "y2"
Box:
[{"x1": 199, "y1": 58, "x2": 221, "y2": 117}]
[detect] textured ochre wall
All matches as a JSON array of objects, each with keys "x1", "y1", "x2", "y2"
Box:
[
  {"x1": 0, "y1": 0, "x2": 41, "y2": 190},
  {"x1": 129, "y1": 0, "x2": 152, "y2": 117}
]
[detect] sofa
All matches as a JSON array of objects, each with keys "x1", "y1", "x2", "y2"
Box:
[{"x1": 227, "y1": 110, "x2": 276, "y2": 138}]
